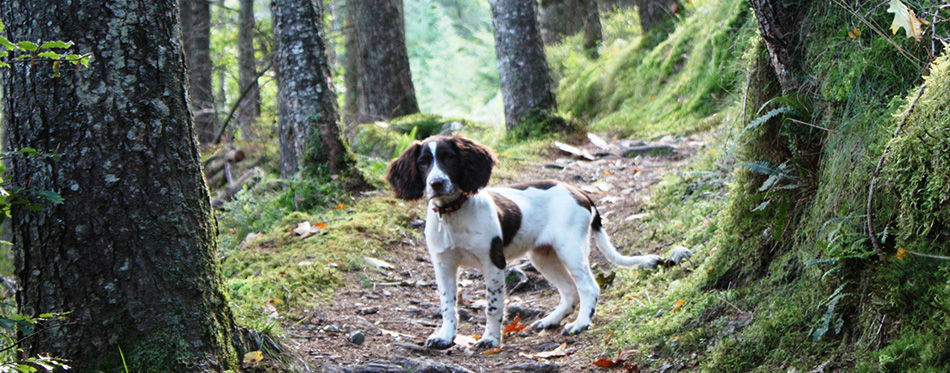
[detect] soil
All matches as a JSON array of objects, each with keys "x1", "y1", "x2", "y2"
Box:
[{"x1": 283, "y1": 133, "x2": 709, "y2": 372}]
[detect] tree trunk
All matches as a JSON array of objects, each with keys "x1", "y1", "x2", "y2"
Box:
[
  {"x1": 634, "y1": 0, "x2": 681, "y2": 32},
  {"x1": 0, "y1": 0, "x2": 238, "y2": 370},
  {"x1": 353, "y1": 0, "x2": 420, "y2": 121},
  {"x1": 343, "y1": 0, "x2": 363, "y2": 126},
  {"x1": 181, "y1": 0, "x2": 217, "y2": 146},
  {"x1": 236, "y1": 0, "x2": 261, "y2": 139},
  {"x1": 749, "y1": 0, "x2": 807, "y2": 93},
  {"x1": 489, "y1": 0, "x2": 559, "y2": 130},
  {"x1": 538, "y1": 0, "x2": 602, "y2": 57},
  {"x1": 273, "y1": 0, "x2": 363, "y2": 184}
]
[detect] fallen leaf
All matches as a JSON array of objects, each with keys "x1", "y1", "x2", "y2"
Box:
[
  {"x1": 292, "y1": 221, "x2": 325, "y2": 238},
  {"x1": 848, "y1": 28, "x2": 861, "y2": 38},
  {"x1": 592, "y1": 348, "x2": 639, "y2": 368},
  {"x1": 604, "y1": 332, "x2": 614, "y2": 346},
  {"x1": 521, "y1": 342, "x2": 569, "y2": 359},
  {"x1": 896, "y1": 248, "x2": 908, "y2": 260},
  {"x1": 454, "y1": 334, "x2": 478, "y2": 348},
  {"x1": 243, "y1": 350, "x2": 263, "y2": 366},
  {"x1": 269, "y1": 297, "x2": 282, "y2": 305},
  {"x1": 504, "y1": 315, "x2": 527, "y2": 334},
  {"x1": 887, "y1": 0, "x2": 923, "y2": 41},
  {"x1": 292, "y1": 221, "x2": 312, "y2": 236},
  {"x1": 604, "y1": 169, "x2": 611, "y2": 176},
  {"x1": 335, "y1": 203, "x2": 346, "y2": 210},
  {"x1": 672, "y1": 299, "x2": 686, "y2": 313},
  {"x1": 482, "y1": 347, "x2": 503, "y2": 354}
]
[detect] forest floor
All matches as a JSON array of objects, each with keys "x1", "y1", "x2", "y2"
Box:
[{"x1": 282, "y1": 132, "x2": 711, "y2": 372}]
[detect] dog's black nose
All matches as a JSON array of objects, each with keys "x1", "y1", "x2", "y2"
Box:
[{"x1": 430, "y1": 180, "x2": 445, "y2": 191}]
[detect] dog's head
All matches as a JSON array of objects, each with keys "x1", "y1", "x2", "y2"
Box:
[{"x1": 386, "y1": 135, "x2": 496, "y2": 202}]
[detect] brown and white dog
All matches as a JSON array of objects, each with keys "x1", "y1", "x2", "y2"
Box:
[{"x1": 387, "y1": 135, "x2": 661, "y2": 350}]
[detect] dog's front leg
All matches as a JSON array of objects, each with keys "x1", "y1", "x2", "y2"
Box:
[
  {"x1": 426, "y1": 254, "x2": 459, "y2": 350},
  {"x1": 476, "y1": 264, "x2": 505, "y2": 349}
]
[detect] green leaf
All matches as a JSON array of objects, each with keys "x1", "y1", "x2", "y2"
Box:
[
  {"x1": 36, "y1": 51, "x2": 61, "y2": 59},
  {"x1": 15, "y1": 363, "x2": 39, "y2": 373},
  {"x1": 80, "y1": 56, "x2": 90, "y2": 67},
  {"x1": 39, "y1": 40, "x2": 73, "y2": 50},
  {"x1": 35, "y1": 190, "x2": 64, "y2": 205},
  {"x1": 17, "y1": 41, "x2": 38, "y2": 51},
  {"x1": 0, "y1": 36, "x2": 14, "y2": 50},
  {"x1": 18, "y1": 147, "x2": 38, "y2": 156}
]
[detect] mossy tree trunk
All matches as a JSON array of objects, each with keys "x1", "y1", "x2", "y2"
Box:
[
  {"x1": 180, "y1": 0, "x2": 217, "y2": 146},
  {"x1": 236, "y1": 0, "x2": 261, "y2": 139},
  {"x1": 352, "y1": 0, "x2": 420, "y2": 121},
  {"x1": 749, "y1": 0, "x2": 807, "y2": 93},
  {"x1": 489, "y1": 0, "x2": 559, "y2": 131},
  {"x1": 0, "y1": 0, "x2": 239, "y2": 370},
  {"x1": 635, "y1": 0, "x2": 681, "y2": 32},
  {"x1": 273, "y1": 0, "x2": 364, "y2": 185},
  {"x1": 538, "y1": 0, "x2": 602, "y2": 57}
]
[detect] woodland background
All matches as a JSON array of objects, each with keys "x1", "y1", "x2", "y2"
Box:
[{"x1": 0, "y1": 0, "x2": 948, "y2": 371}]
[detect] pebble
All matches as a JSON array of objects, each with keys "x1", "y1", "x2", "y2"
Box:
[{"x1": 350, "y1": 331, "x2": 365, "y2": 346}]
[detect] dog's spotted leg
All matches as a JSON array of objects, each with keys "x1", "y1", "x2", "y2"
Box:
[
  {"x1": 426, "y1": 254, "x2": 459, "y2": 350},
  {"x1": 476, "y1": 257, "x2": 506, "y2": 349}
]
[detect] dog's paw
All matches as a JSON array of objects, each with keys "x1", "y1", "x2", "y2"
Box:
[
  {"x1": 531, "y1": 319, "x2": 560, "y2": 331},
  {"x1": 474, "y1": 336, "x2": 500, "y2": 349},
  {"x1": 638, "y1": 255, "x2": 663, "y2": 269},
  {"x1": 425, "y1": 336, "x2": 455, "y2": 350},
  {"x1": 562, "y1": 322, "x2": 589, "y2": 336}
]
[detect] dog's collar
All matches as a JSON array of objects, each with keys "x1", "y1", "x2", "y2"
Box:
[{"x1": 432, "y1": 194, "x2": 469, "y2": 216}]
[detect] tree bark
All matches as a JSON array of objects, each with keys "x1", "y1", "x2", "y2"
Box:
[
  {"x1": 634, "y1": 0, "x2": 681, "y2": 32},
  {"x1": 236, "y1": 0, "x2": 261, "y2": 139},
  {"x1": 749, "y1": 0, "x2": 807, "y2": 94},
  {"x1": 343, "y1": 0, "x2": 363, "y2": 125},
  {"x1": 0, "y1": 0, "x2": 238, "y2": 370},
  {"x1": 180, "y1": 0, "x2": 217, "y2": 146},
  {"x1": 489, "y1": 0, "x2": 559, "y2": 130},
  {"x1": 538, "y1": 0, "x2": 601, "y2": 56},
  {"x1": 273, "y1": 0, "x2": 363, "y2": 183},
  {"x1": 353, "y1": 0, "x2": 420, "y2": 121}
]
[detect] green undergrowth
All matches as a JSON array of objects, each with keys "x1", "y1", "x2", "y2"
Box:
[
  {"x1": 549, "y1": 0, "x2": 757, "y2": 138},
  {"x1": 563, "y1": 0, "x2": 950, "y2": 370}
]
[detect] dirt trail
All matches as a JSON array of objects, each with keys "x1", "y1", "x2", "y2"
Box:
[{"x1": 286, "y1": 133, "x2": 708, "y2": 372}]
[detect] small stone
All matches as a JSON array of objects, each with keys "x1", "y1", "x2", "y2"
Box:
[
  {"x1": 356, "y1": 306, "x2": 379, "y2": 315},
  {"x1": 350, "y1": 331, "x2": 365, "y2": 346}
]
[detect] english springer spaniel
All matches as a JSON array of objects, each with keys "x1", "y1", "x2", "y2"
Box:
[{"x1": 387, "y1": 135, "x2": 662, "y2": 350}]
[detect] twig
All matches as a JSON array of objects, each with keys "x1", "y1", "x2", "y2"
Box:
[
  {"x1": 866, "y1": 76, "x2": 928, "y2": 260},
  {"x1": 212, "y1": 61, "x2": 273, "y2": 145},
  {"x1": 905, "y1": 249, "x2": 950, "y2": 261}
]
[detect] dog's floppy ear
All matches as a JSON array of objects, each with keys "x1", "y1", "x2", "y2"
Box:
[
  {"x1": 454, "y1": 136, "x2": 497, "y2": 194},
  {"x1": 387, "y1": 141, "x2": 425, "y2": 200}
]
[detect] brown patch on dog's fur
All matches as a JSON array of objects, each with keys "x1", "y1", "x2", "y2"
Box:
[
  {"x1": 509, "y1": 180, "x2": 594, "y2": 210},
  {"x1": 489, "y1": 192, "x2": 521, "y2": 246},
  {"x1": 386, "y1": 142, "x2": 424, "y2": 201}
]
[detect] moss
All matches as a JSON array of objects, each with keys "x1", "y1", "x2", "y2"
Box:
[
  {"x1": 504, "y1": 110, "x2": 586, "y2": 143},
  {"x1": 552, "y1": 0, "x2": 756, "y2": 138}
]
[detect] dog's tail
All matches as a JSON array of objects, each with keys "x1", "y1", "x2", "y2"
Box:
[{"x1": 590, "y1": 207, "x2": 659, "y2": 269}]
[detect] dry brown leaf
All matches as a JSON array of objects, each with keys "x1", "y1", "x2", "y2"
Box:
[
  {"x1": 503, "y1": 315, "x2": 527, "y2": 334},
  {"x1": 482, "y1": 347, "x2": 503, "y2": 354},
  {"x1": 672, "y1": 299, "x2": 686, "y2": 313}
]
